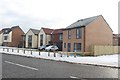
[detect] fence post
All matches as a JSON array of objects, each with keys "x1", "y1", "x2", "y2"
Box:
[
  {"x1": 60, "y1": 52, "x2": 62, "y2": 57},
  {"x1": 31, "y1": 50, "x2": 32, "y2": 55},
  {"x1": 74, "y1": 53, "x2": 76, "y2": 58},
  {"x1": 12, "y1": 49, "x2": 14, "y2": 52},
  {"x1": 23, "y1": 50, "x2": 25, "y2": 54},
  {"x1": 54, "y1": 52, "x2": 56, "y2": 57},
  {"x1": 48, "y1": 51, "x2": 50, "y2": 56},
  {"x1": 7, "y1": 48, "x2": 9, "y2": 52},
  {"x1": 67, "y1": 52, "x2": 69, "y2": 57},
  {"x1": 39, "y1": 51, "x2": 40, "y2": 55},
  {"x1": 3, "y1": 48, "x2": 4, "y2": 51},
  {"x1": 17, "y1": 49, "x2": 19, "y2": 53}
]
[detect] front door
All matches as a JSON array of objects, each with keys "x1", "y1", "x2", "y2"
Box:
[{"x1": 68, "y1": 43, "x2": 71, "y2": 52}]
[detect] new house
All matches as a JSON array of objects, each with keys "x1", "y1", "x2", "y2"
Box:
[
  {"x1": 63, "y1": 15, "x2": 113, "y2": 52},
  {"x1": 51, "y1": 29, "x2": 64, "y2": 51},
  {"x1": 38, "y1": 27, "x2": 53, "y2": 47},
  {"x1": 0, "y1": 26, "x2": 24, "y2": 47},
  {"x1": 25, "y1": 28, "x2": 39, "y2": 48}
]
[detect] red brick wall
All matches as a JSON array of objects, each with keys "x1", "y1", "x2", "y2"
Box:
[
  {"x1": 51, "y1": 34, "x2": 60, "y2": 44},
  {"x1": 8, "y1": 27, "x2": 24, "y2": 47},
  {"x1": 63, "y1": 28, "x2": 85, "y2": 52}
]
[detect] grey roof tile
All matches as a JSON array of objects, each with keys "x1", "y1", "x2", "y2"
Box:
[
  {"x1": 30, "y1": 28, "x2": 39, "y2": 35},
  {"x1": 66, "y1": 15, "x2": 101, "y2": 29}
]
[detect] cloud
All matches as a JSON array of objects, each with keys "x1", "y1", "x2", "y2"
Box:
[
  {"x1": 0, "y1": 0, "x2": 119, "y2": 33},
  {"x1": 1, "y1": 9, "x2": 64, "y2": 32}
]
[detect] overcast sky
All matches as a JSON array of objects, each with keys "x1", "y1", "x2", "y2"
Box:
[{"x1": 0, "y1": 0, "x2": 119, "y2": 33}]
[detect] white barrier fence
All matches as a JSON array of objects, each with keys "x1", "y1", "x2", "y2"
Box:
[{"x1": 2, "y1": 47, "x2": 78, "y2": 58}]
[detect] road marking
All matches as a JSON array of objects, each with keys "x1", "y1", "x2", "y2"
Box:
[
  {"x1": 5, "y1": 61, "x2": 39, "y2": 71},
  {"x1": 70, "y1": 76, "x2": 87, "y2": 80},
  {"x1": 70, "y1": 76, "x2": 79, "y2": 79}
]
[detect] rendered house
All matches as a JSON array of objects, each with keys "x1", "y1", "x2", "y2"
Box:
[
  {"x1": 51, "y1": 29, "x2": 64, "y2": 51},
  {"x1": 1, "y1": 26, "x2": 24, "y2": 47},
  {"x1": 63, "y1": 15, "x2": 113, "y2": 52},
  {"x1": 25, "y1": 28, "x2": 39, "y2": 48},
  {"x1": 38, "y1": 27, "x2": 53, "y2": 47}
]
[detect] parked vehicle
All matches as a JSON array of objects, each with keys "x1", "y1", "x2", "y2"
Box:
[
  {"x1": 38, "y1": 45, "x2": 50, "y2": 50},
  {"x1": 45, "y1": 45, "x2": 59, "y2": 51}
]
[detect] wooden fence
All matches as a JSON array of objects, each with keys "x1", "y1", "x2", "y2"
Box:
[{"x1": 91, "y1": 45, "x2": 120, "y2": 56}]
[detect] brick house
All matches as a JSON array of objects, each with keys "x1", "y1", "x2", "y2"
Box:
[
  {"x1": 113, "y1": 34, "x2": 120, "y2": 46},
  {"x1": 38, "y1": 27, "x2": 53, "y2": 47},
  {"x1": 1, "y1": 26, "x2": 24, "y2": 47},
  {"x1": 51, "y1": 29, "x2": 64, "y2": 51},
  {"x1": 25, "y1": 28, "x2": 39, "y2": 48},
  {"x1": 63, "y1": 15, "x2": 113, "y2": 52}
]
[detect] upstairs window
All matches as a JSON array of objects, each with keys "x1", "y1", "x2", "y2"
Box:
[
  {"x1": 28, "y1": 35, "x2": 32, "y2": 42},
  {"x1": 76, "y1": 28, "x2": 81, "y2": 39},
  {"x1": 59, "y1": 34, "x2": 63, "y2": 41},
  {"x1": 4, "y1": 36, "x2": 8, "y2": 40},
  {"x1": 40, "y1": 34, "x2": 43, "y2": 40},
  {"x1": 64, "y1": 43, "x2": 66, "y2": 48},
  {"x1": 68, "y1": 30, "x2": 71, "y2": 39}
]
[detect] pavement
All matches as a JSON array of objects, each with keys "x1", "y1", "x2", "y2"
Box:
[{"x1": 2, "y1": 53, "x2": 119, "y2": 78}]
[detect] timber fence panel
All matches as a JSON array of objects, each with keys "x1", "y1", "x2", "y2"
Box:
[{"x1": 93, "y1": 45, "x2": 119, "y2": 56}]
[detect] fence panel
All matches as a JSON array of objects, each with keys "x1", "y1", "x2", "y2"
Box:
[{"x1": 93, "y1": 45, "x2": 119, "y2": 56}]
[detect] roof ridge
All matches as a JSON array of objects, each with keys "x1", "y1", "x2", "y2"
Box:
[
  {"x1": 30, "y1": 28, "x2": 39, "y2": 31},
  {"x1": 78, "y1": 15, "x2": 100, "y2": 22}
]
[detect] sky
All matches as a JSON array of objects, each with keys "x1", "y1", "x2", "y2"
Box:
[{"x1": 0, "y1": 0, "x2": 119, "y2": 33}]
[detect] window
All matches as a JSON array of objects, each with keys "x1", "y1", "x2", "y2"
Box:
[
  {"x1": 74, "y1": 43, "x2": 81, "y2": 52},
  {"x1": 28, "y1": 35, "x2": 32, "y2": 41},
  {"x1": 64, "y1": 43, "x2": 66, "y2": 48},
  {"x1": 40, "y1": 34, "x2": 43, "y2": 40},
  {"x1": 4, "y1": 36, "x2": 8, "y2": 40},
  {"x1": 40, "y1": 34, "x2": 43, "y2": 46},
  {"x1": 76, "y1": 28, "x2": 81, "y2": 38},
  {"x1": 68, "y1": 30, "x2": 71, "y2": 39},
  {"x1": 59, "y1": 34, "x2": 63, "y2": 41}
]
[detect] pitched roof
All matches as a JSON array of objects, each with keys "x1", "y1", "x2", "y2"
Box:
[
  {"x1": 113, "y1": 34, "x2": 120, "y2": 38},
  {"x1": 2, "y1": 28, "x2": 11, "y2": 34},
  {"x1": 66, "y1": 15, "x2": 101, "y2": 29},
  {"x1": 42, "y1": 28, "x2": 54, "y2": 35},
  {"x1": 52, "y1": 29, "x2": 64, "y2": 34},
  {"x1": 11, "y1": 26, "x2": 19, "y2": 29},
  {"x1": 30, "y1": 28, "x2": 39, "y2": 35},
  {"x1": 1, "y1": 26, "x2": 24, "y2": 34}
]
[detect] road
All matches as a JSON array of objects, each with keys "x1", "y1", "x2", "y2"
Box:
[{"x1": 2, "y1": 53, "x2": 119, "y2": 78}]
